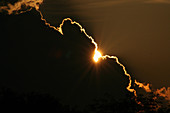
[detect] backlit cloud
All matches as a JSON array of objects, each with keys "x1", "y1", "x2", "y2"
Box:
[{"x1": 0, "y1": 0, "x2": 43, "y2": 14}]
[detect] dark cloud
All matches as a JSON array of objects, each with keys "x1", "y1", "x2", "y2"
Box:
[{"x1": 0, "y1": 9, "x2": 130, "y2": 108}]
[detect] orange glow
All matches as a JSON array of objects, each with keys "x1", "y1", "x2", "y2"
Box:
[
  {"x1": 155, "y1": 87, "x2": 170, "y2": 101},
  {"x1": 135, "y1": 80, "x2": 151, "y2": 92},
  {"x1": 93, "y1": 50, "x2": 102, "y2": 62}
]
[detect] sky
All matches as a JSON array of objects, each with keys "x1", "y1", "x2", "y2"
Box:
[
  {"x1": 39, "y1": 0, "x2": 170, "y2": 88},
  {"x1": 0, "y1": 0, "x2": 170, "y2": 109}
]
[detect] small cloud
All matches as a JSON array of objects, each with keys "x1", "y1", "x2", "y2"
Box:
[{"x1": 0, "y1": 0, "x2": 43, "y2": 14}]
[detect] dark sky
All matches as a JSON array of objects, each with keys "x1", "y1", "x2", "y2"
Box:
[
  {"x1": 40, "y1": 0, "x2": 170, "y2": 88},
  {"x1": 0, "y1": 0, "x2": 170, "y2": 109}
]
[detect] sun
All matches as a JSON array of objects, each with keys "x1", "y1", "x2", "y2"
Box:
[{"x1": 93, "y1": 50, "x2": 102, "y2": 62}]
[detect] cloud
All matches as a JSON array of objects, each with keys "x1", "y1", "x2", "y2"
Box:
[
  {"x1": 0, "y1": 0, "x2": 43, "y2": 14},
  {"x1": 156, "y1": 87, "x2": 170, "y2": 101}
]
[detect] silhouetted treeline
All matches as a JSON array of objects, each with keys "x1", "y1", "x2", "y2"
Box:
[
  {"x1": 0, "y1": 87, "x2": 83, "y2": 113},
  {"x1": 88, "y1": 92, "x2": 170, "y2": 113},
  {"x1": 0, "y1": 87, "x2": 169, "y2": 113}
]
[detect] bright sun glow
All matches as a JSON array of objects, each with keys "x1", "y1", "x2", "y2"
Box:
[{"x1": 93, "y1": 50, "x2": 102, "y2": 62}]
